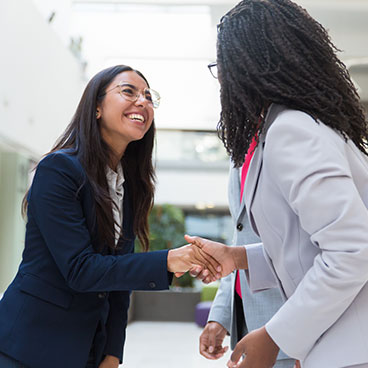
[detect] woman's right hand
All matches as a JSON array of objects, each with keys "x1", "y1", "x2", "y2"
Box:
[
  {"x1": 185, "y1": 235, "x2": 248, "y2": 277},
  {"x1": 167, "y1": 244, "x2": 222, "y2": 283}
]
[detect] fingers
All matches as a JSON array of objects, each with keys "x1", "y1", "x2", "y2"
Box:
[
  {"x1": 186, "y1": 247, "x2": 216, "y2": 280},
  {"x1": 189, "y1": 266, "x2": 203, "y2": 278},
  {"x1": 176, "y1": 265, "x2": 205, "y2": 279},
  {"x1": 228, "y1": 341, "x2": 244, "y2": 367},
  {"x1": 199, "y1": 325, "x2": 228, "y2": 361},
  {"x1": 201, "y1": 346, "x2": 228, "y2": 360},
  {"x1": 202, "y1": 275, "x2": 213, "y2": 284},
  {"x1": 227, "y1": 358, "x2": 241, "y2": 368},
  {"x1": 184, "y1": 234, "x2": 207, "y2": 248},
  {"x1": 207, "y1": 325, "x2": 217, "y2": 355},
  {"x1": 172, "y1": 241, "x2": 221, "y2": 280},
  {"x1": 192, "y1": 250, "x2": 220, "y2": 281},
  {"x1": 200, "y1": 338, "x2": 219, "y2": 360},
  {"x1": 188, "y1": 269, "x2": 212, "y2": 284},
  {"x1": 194, "y1": 246, "x2": 222, "y2": 278},
  {"x1": 190, "y1": 266, "x2": 215, "y2": 284}
]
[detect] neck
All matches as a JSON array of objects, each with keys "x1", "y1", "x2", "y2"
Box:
[
  {"x1": 101, "y1": 132, "x2": 128, "y2": 171},
  {"x1": 109, "y1": 149, "x2": 125, "y2": 171}
]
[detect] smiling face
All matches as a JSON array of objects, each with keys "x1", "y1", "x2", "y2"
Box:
[{"x1": 97, "y1": 70, "x2": 154, "y2": 158}]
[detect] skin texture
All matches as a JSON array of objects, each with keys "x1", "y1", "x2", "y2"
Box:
[
  {"x1": 227, "y1": 327, "x2": 279, "y2": 368},
  {"x1": 200, "y1": 321, "x2": 229, "y2": 360},
  {"x1": 185, "y1": 235, "x2": 248, "y2": 276},
  {"x1": 167, "y1": 244, "x2": 222, "y2": 282},
  {"x1": 98, "y1": 355, "x2": 120, "y2": 368},
  {"x1": 96, "y1": 70, "x2": 154, "y2": 170}
]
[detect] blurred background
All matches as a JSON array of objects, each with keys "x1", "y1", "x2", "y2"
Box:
[{"x1": 0, "y1": 0, "x2": 367, "y2": 366}]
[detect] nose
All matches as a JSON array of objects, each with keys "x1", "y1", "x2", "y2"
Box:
[{"x1": 135, "y1": 93, "x2": 148, "y2": 107}]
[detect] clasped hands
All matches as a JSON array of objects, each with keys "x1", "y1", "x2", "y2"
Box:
[
  {"x1": 168, "y1": 236, "x2": 296, "y2": 368},
  {"x1": 167, "y1": 235, "x2": 248, "y2": 284}
]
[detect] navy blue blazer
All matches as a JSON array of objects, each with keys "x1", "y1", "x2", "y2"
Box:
[{"x1": 0, "y1": 150, "x2": 171, "y2": 368}]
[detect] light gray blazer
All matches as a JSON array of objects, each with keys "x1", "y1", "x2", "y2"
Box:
[
  {"x1": 208, "y1": 156, "x2": 291, "y2": 364},
  {"x1": 244, "y1": 104, "x2": 368, "y2": 368}
]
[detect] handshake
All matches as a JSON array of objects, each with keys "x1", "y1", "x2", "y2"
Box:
[{"x1": 167, "y1": 235, "x2": 248, "y2": 283}]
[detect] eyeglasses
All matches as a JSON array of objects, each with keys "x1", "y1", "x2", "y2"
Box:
[
  {"x1": 208, "y1": 62, "x2": 218, "y2": 79},
  {"x1": 103, "y1": 82, "x2": 161, "y2": 109}
]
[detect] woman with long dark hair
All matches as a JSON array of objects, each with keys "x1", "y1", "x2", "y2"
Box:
[
  {"x1": 0, "y1": 65, "x2": 222, "y2": 368},
  {"x1": 189, "y1": 1, "x2": 368, "y2": 367}
]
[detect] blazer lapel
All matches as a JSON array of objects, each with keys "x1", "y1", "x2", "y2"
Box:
[
  {"x1": 228, "y1": 165, "x2": 242, "y2": 220},
  {"x1": 244, "y1": 103, "x2": 286, "y2": 235},
  {"x1": 244, "y1": 142, "x2": 264, "y2": 236}
]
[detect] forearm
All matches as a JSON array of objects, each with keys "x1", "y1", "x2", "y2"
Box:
[
  {"x1": 66, "y1": 250, "x2": 171, "y2": 292},
  {"x1": 231, "y1": 246, "x2": 248, "y2": 269}
]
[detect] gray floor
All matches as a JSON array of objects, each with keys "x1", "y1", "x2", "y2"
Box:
[{"x1": 122, "y1": 321, "x2": 231, "y2": 367}]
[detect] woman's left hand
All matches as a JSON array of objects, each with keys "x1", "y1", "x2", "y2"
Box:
[
  {"x1": 98, "y1": 355, "x2": 120, "y2": 368},
  {"x1": 227, "y1": 327, "x2": 279, "y2": 368}
]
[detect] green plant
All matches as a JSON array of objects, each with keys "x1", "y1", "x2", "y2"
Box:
[{"x1": 135, "y1": 204, "x2": 193, "y2": 288}]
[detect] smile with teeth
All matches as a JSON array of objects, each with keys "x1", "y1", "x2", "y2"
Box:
[{"x1": 127, "y1": 113, "x2": 145, "y2": 123}]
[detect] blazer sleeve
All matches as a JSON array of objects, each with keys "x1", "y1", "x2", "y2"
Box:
[
  {"x1": 29, "y1": 152, "x2": 171, "y2": 292},
  {"x1": 207, "y1": 273, "x2": 232, "y2": 332},
  {"x1": 103, "y1": 290, "x2": 130, "y2": 362},
  {"x1": 245, "y1": 243, "x2": 279, "y2": 292},
  {"x1": 263, "y1": 113, "x2": 368, "y2": 360}
]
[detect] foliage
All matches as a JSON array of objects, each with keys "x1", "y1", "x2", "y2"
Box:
[
  {"x1": 148, "y1": 204, "x2": 186, "y2": 251},
  {"x1": 135, "y1": 204, "x2": 193, "y2": 288}
]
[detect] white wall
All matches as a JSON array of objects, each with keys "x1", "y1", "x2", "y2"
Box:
[
  {"x1": 297, "y1": 1, "x2": 368, "y2": 61},
  {"x1": 155, "y1": 169, "x2": 229, "y2": 208},
  {"x1": 32, "y1": 0, "x2": 74, "y2": 48},
  {"x1": 0, "y1": 0, "x2": 85, "y2": 157},
  {"x1": 71, "y1": 4, "x2": 221, "y2": 131},
  {"x1": 68, "y1": 0, "x2": 368, "y2": 209}
]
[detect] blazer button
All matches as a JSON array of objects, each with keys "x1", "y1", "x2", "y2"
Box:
[
  {"x1": 98, "y1": 292, "x2": 107, "y2": 299},
  {"x1": 149, "y1": 282, "x2": 156, "y2": 289},
  {"x1": 237, "y1": 223, "x2": 243, "y2": 231}
]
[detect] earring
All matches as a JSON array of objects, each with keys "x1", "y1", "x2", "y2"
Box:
[{"x1": 96, "y1": 111, "x2": 99, "y2": 118}]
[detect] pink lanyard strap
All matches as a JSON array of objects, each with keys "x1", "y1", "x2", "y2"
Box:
[{"x1": 236, "y1": 136, "x2": 258, "y2": 299}]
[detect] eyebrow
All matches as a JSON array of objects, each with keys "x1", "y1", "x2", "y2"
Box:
[
  {"x1": 118, "y1": 82, "x2": 137, "y2": 88},
  {"x1": 117, "y1": 82, "x2": 149, "y2": 90}
]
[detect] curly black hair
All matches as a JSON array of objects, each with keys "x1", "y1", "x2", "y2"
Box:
[{"x1": 217, "y1": 0, "x2": 368, "y2": 167}]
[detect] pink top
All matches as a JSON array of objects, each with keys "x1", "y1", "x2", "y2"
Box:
[{"x1": 236, "y1": 136, "x2": 258, "y2": 299}]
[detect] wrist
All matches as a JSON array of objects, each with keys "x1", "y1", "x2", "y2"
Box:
[
  {"x1": 208, "y1": 321, "x2": 227, "y2": 332},
  {"x1": 262, "y1": 326, "x2": 280, "y2": 353},
  {"x1": 167, "y1": 249, "x2": 177, "y2": 272},
  {"x1": 231, "y1": 246, "x2": 248, "y2": 270},
  {"x1": 104, "y1": 355, "x2": 119, "y2": 364}
]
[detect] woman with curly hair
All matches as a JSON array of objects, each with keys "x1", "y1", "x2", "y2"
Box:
[{"x1": 191, "y1": 0, "x2": 368, "y2": 367}]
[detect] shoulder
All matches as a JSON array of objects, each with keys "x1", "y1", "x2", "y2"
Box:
[
  {"x1": 36, "y1": 149, "x2": 86, "y2": 184},
  {"x1": 263, "y1": 106, "x2": 350, "y2": 179},
  {"x1": 39, "y1": 149, "x2": 82, "y2": 170},
  {"x1": 267, "y1": 106, "x2": 319, "y2": 139},
  {"x1": 264, "y1": 105, "x2": 346, "y2": 158},
  {"x1": 265, "y1": 105, "x2": 341, "y2": 144}
]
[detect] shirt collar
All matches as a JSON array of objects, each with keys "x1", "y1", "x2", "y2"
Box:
[{"x1": 106, "y1": 163, "x2": 125, "y2": 193}]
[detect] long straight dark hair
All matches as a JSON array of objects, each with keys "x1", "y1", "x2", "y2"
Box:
[{"x1": 23, "y1": 65, "x2": 155, "y2": 252}]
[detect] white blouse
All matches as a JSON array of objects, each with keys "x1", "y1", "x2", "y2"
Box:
[{"x1": 106, "y1": 163, "x2": 125, "y2": 245}]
